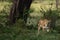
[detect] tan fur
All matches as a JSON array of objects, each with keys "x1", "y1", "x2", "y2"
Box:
[{"x1": 37, "y1": 19, "x2": 50, "y2": 35}]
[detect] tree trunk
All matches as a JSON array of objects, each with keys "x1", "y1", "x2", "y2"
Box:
[
  {"x1": 23, "y1": 0, "x2": 33, "y2": 23},
  {"x1": 9, "y1": 0, "x2": 33, "y2": 24},
  {"x1": 56, "y1": 0, "x2": 59, "y2": 9},
  {"x1": 9, "y1": 0, "x2": 18, "y2": 24}
]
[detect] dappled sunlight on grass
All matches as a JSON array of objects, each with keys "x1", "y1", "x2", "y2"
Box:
[
  {"x1": 0, "y1": 1, "x2": 12, "y2": 12},
  {"x1": 30, "y1": 2, "x2": 57, "y2": 17},
  {"x1": 31, "y1": 3, "x2": 56, "y2": 12}
]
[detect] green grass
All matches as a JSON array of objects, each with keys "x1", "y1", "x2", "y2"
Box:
[
  {"x1": 0, "y1": 28, "x2": 60, "y2": 40},
  {"x1": 0, "y1": 24, "x2": 60, "y2": 40},
  {"x1": 0, "y1": 19, "x2": 60, "y2": 40}
]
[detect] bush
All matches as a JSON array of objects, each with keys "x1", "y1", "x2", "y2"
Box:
[{"x1": 40, "y1": 8, "x2": 60, "y2": 32}]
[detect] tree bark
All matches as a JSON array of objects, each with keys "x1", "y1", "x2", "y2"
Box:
[
  {"x1": 56, "y1": 0, "x2": 59, "y2": 9},
  {"x1": 9, "y1": 0, "x2": 17, "y2": 24},
  {"x1": 9, "y1": 0, "x2": 33, "y2": 24}
]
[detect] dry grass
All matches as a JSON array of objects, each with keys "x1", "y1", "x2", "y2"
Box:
[
  {"x1": 30, "y1": 2, "x2": 58, "y2": 17},
  {"x1": 0, "y1": 1, "x2": 12, "y2": 12}
]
